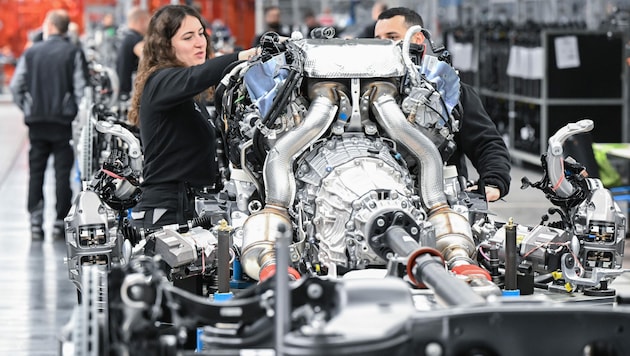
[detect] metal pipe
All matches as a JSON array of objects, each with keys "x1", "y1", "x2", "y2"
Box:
[
  {"x1": 240, "y1": 83, "x2": 339, "y2": 280},
  {"x1": 370, "y1": 83, "x2": 475, "y2": 265},
  {"x1": 263, "y1": 84, "x2": 338, "y2": 207},
  {"x1": 370, "y1": 82, "x2": 448, "y2": 211},
  {"x1": 546, "y1": 119, "x2": 593, "y2": 198}
]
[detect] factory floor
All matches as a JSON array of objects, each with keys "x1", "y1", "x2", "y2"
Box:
[{"x1": 0, "y1": 96, "x2": 628, "y2": 355}]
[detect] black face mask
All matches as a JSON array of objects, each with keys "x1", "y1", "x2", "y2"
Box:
[{"x1": 267, "y1": 22, "x2": 281, "y2": 32}]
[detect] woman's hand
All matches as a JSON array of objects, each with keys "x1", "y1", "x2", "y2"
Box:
[{"x1": 238, "y1": 47, "x2": 261, "y2": 61}]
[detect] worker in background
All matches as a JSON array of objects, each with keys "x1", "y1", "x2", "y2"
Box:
[
  {"x1": 95, "y1": 13, "x2": 118, "y2": 67},
  {"x1": 357, "y1": 1, "x2": 388, "y2": 38},
  {"x1": 23, "y1": 28, "x2": 44, "y2": 51},
  {"x1": 67, "y1": 22, "x2": 81, "y2": 46},
  {"x1": 210, "y1": 19, "x2": 238, "y2": 55},
  {"x1": 251, "y1": 5, "x2": 290, "y2": 46},
  {"x1": 301, "y1": 8, "x2": 321, "y2": 38},
  {"x1": 375, "y1": 7, "x2": 511, "y2": 202},
  {"x1": 116, "y1": 6, "x2": 150, "y2": 100},
  {"x1": 317, "y1": 7, "x2": 335, "y2": 27},
  {"x1": 10, "y1": 9, "x2": 88, "y2": 240}
]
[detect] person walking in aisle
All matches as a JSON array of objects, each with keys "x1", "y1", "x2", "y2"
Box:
[
  {"x1": 10, "y1": 9, "x2": 88, "y2": 239},
  {"x1": 374, "y1": 7, "x2": 511, "y2": 202}
]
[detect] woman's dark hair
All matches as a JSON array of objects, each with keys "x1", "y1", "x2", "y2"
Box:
[
  {"x1": 128, "y1": 5, "x2": 210, "y2": 126},
  {"x1": 377, "y1": 7, "x2": 424, "y2": 28}
]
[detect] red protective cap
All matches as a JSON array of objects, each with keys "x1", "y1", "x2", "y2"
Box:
[
  {"x1": 259, "y1": 264, "x2": 301, "y2": 282},
  {"x1": 451, "y1": 264, "x2": 492, "y2": 281}
]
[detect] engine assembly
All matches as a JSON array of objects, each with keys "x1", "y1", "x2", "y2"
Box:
[
  {"x1": 214, "y1": 33, "x2": 486, "y2": 282},
  {"x1": 60, "y1": 28, "x2": 629, "y2": 355}
]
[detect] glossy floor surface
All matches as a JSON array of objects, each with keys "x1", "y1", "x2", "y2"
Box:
[
  {"x1": 0, "y1": 100, "x2": 75, "y2": 356},
  {"x1": 0, "y1": 97, "x2": 629, "y2": 355}
]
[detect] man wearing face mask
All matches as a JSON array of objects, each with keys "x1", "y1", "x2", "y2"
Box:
[
  {"x1": 374, "y1": 7, "x2": 511, "y2": 202},
  {"x1": 252, "y1": 5, "x2": 290, "y2": 46}
]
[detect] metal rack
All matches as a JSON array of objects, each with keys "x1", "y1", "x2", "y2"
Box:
[
  {"x1": 444, "y1": 0, "x2": 619, "y2": 29},
  {"x1": 448, "y1": 26, "x2": 629, "y2": 165}
]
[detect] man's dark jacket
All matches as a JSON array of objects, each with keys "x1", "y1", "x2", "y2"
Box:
[
  {"x1": 116, "y1": 29, "x2": 143, "y2": 97},
  {"x1": 447, "y1": 83, "x2": 511, "y2": 198},
  {"x1": 10, "y1": 34, "x2": 86, "y2": 126}
]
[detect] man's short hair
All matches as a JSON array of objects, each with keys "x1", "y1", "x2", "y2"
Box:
[
  {"x1": 46, "y1": 9, "x2": 70, "y2": 34},
  {"x1": 264, "y1": 5, "x2": 280, "y2": 15},
  {"x1": 377, "y1": 7, "x2": 424, "y2": 28},
  {"x1": 128, "y1": 6, "x2": 150, "y2": 24}
]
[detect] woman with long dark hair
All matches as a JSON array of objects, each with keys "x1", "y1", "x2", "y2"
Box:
[{"x1": 128, "y1": 5, "x2": 259, "y2": 230}]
